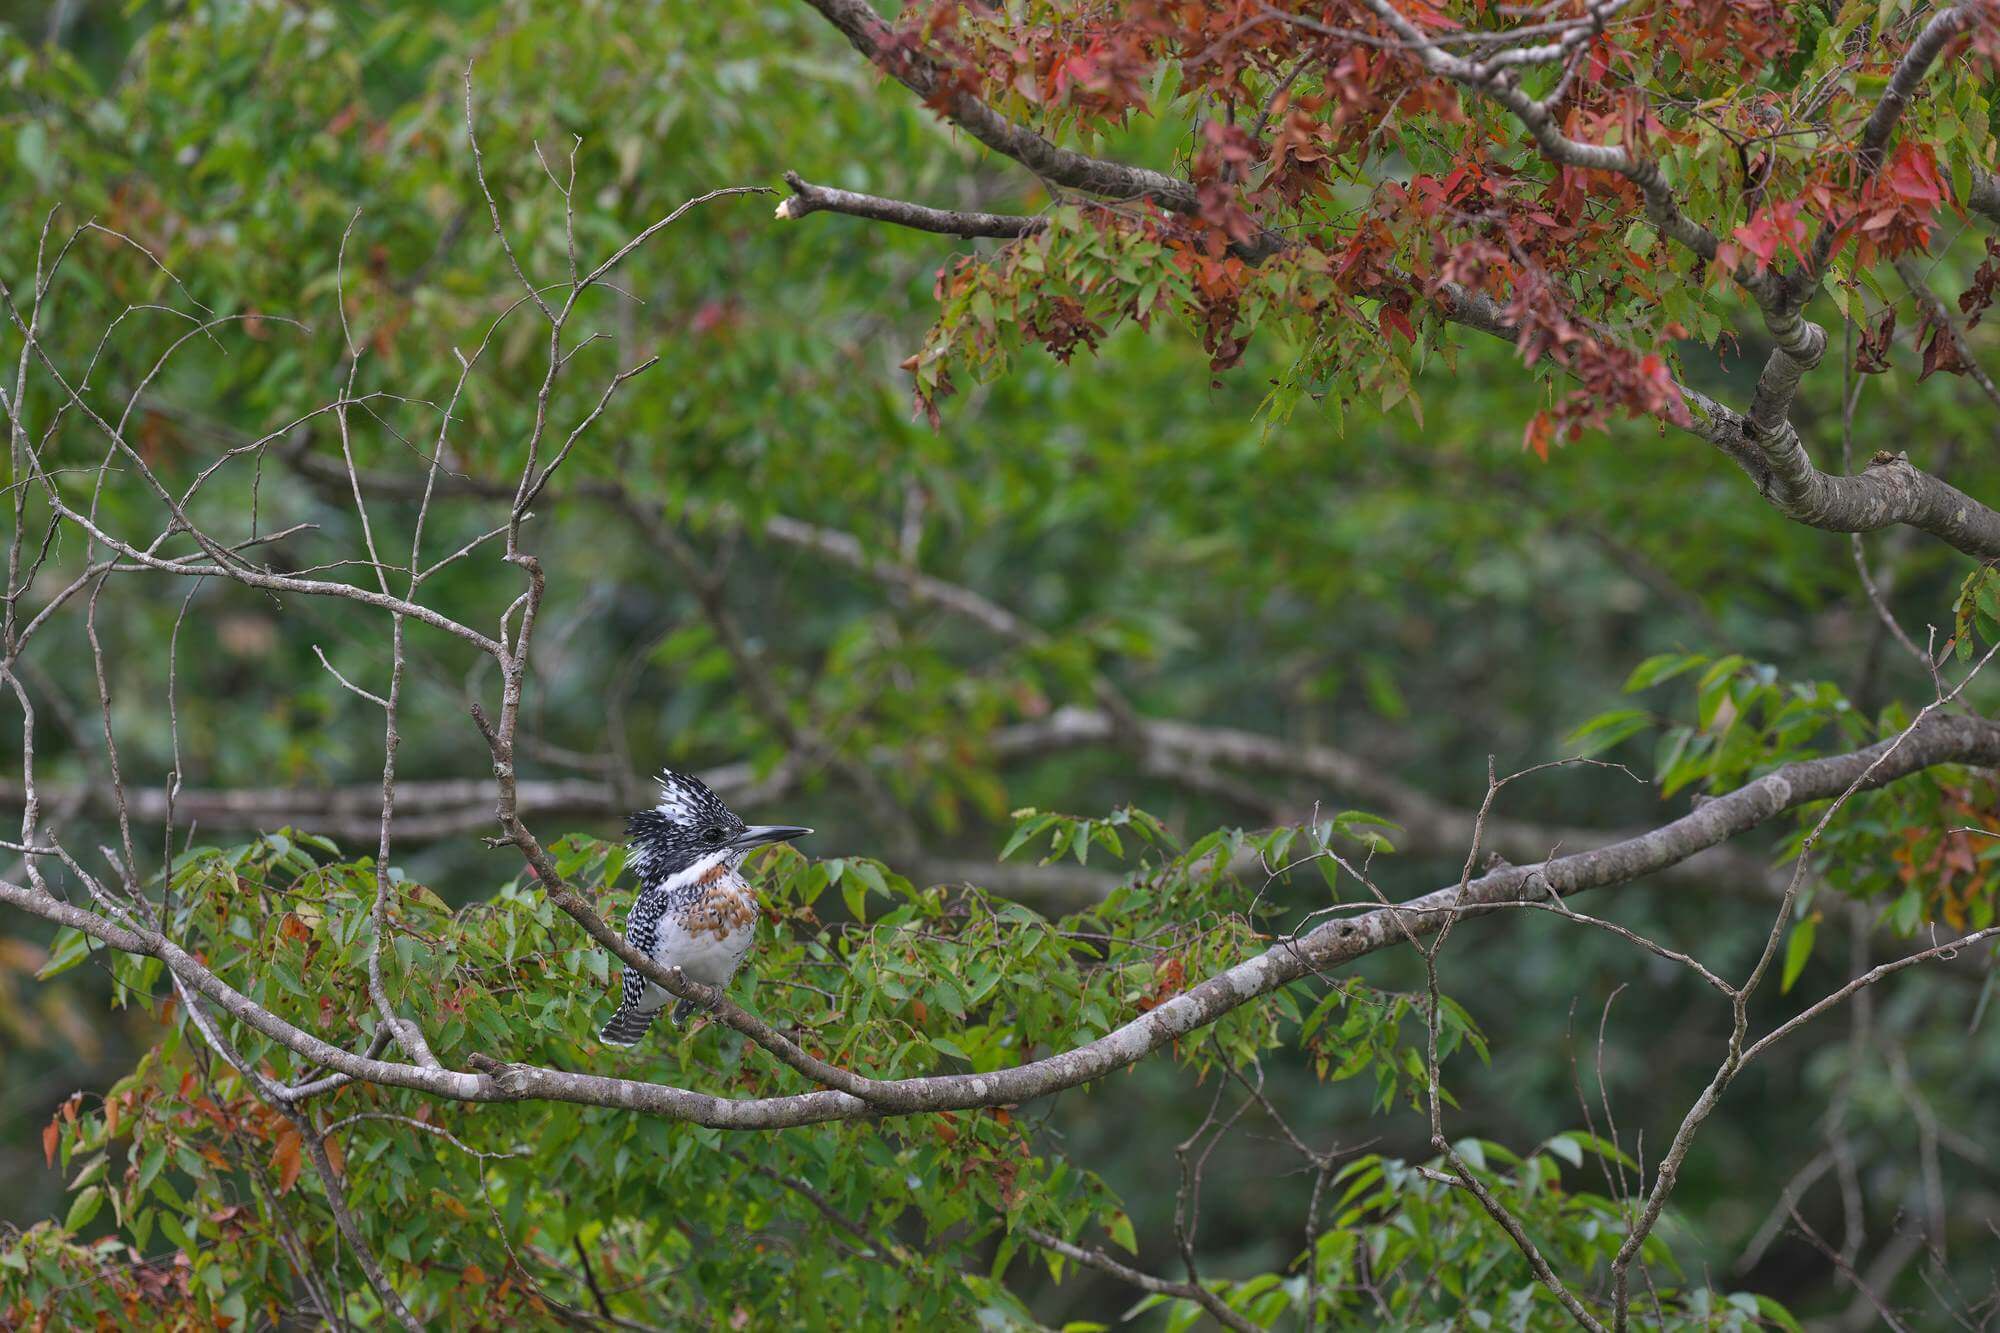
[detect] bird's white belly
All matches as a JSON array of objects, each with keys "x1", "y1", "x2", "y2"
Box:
[{"x1": 640, "y1": 917, "x2": 755, "y2": 1009}]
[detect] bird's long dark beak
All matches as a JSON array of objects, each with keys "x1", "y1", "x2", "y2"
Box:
[{"x1": 730, "y1": 824, "x2": 813, "y2": 850}]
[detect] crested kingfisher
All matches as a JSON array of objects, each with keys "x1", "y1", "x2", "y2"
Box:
[{"x1": 599, "y1": 768, "x2": 811, "y2": 1046}]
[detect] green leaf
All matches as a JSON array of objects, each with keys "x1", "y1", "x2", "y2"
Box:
[
  {"x1": 1625, "y1": 652, "x2": 1705, "y2": 692},
  {"x1": 1000, "y1": 813, "x2": 1055, "y2": 862},
  {"x1": 36, "y1": 928, "x2": 93, "y2": 980},
  {"x1": 1780, "y1": 915, "x2": 1817, "y2": 994},
  {"x1": 64, "y1": 1185, "x2": 104, "y2": 1234},
  {"x1": 1564, "y1": 708, "x2": 1653, "y2": 757},
  {"x1": 841, "y1": 875, "x2": 869, "y2": 925},
  {"x1": 16, "y1": 122, "x2": 56, "y2": 190},
  {"x1": 1544, "y1": 1134, "x2": 1583, "y2": 1168}
]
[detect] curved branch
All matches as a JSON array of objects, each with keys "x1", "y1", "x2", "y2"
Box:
[
  {"x1": 1756, "y1": 1, "x2": 1983, "y2": 424},
  {"x1": 7, "y1": 711, "x2": 1996, "y2": 1129},
  {"x1": 779, "y1": 3, "x2": 2000, "y2": 565},
  {"x1": 1690, "y1": 388, "x2": 2000, "y2": 559},
  {"x1": 1019, "y1": 1226, "x2": 1258, "y2": 1333},
  {"x1": 795, "y1": 0, "x2": 1196, "y2": 212},
  {"x1": 1969, "y1": 171, "x2": 2000, "y2": 228},
  {"x1": 1854, "y1": 3, "x2": 1981, "y2": 187}
]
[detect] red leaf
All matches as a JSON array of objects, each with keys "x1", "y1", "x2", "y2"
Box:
[
  {"x1": 1855, "y1": 307, "x2": 1897, "y2": 374},
  {"x1": 1587, "y1": 36, "x2": 1614, "y2": 85},
  {"x1": 1402, "y1": 0, "x2": 1463, "y2": 29},
  {"x1": 1919, "y1": 318, "x2": 1970, "y2": 381},
  {"x1": 1379, "y1": 306, "x2": 1416, "y2": 345},
  {"x1": 1729, "y1": 200, "x2": 1808, "y2": 273},
  {"x1": 272, "y1": 1124, "x2": 303, "y2": 1196},
  {"x1": 42, "y1": 1119, "x2": 58, "y2": 1169},
  {"x1": 1523, "y1": 410, "x2": 1554, "y2": 462}
]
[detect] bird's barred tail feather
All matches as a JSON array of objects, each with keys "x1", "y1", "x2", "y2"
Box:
[
  {"x1": 600, "y1": 968, "x2": 660, "y2": 1046},
  {"x1": 600, "y1": 995, "x2": 702, "y2": 1042},
  {"x1": 599, "y1": 1002, "x2": 659, "y2": 1047}
]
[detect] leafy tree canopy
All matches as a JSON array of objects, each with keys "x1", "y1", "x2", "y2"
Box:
[{"x1": 3, "y1": 1, "x2": 1999, "y2": 1328}]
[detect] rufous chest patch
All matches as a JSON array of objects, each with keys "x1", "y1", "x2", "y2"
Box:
[{"x1": 686, "y1": 877, "x2": 758, "y2": 942}]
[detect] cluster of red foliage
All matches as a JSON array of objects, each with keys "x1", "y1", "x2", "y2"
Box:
[
  {"x1": 1854, "y1": 306, "x2": 1898, "y2": 374},
  {"x1": 876, "y1": 0, "x2": 1982, "y2": 447},
  {"x1": 1894, "y1": 779, "x2": 2000, "y2": 930},
  {"x1": 1776, "y1": 141, "x2": 1956, "y2": 271},
  {"x1": 1650, "y1": 0, "x2": 1797, "y2": 75},
  {"x1": 1025, "y1": 294, "x2": 1109, "y2": 363},
  {"x1": 1394, "y1": 157, "x2": 1691, "y2": 451}
]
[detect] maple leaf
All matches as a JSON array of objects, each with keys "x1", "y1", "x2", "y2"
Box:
[
  {"x1": 1884, "y1": 142, "x2": 1947, "y2": 207},
  {"x1": 1728, "y1": 200, "x2": 1808, "y2": 274},
  {"x1": 1919, "y1": 317, "x2": 1971, "y2": 381}
]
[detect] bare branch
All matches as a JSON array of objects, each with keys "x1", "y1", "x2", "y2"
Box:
[
  {"x1": 776, "y1": 172, "x2": 1046, "y2": 240},
  {"x1": 1019, "y1": 1225, "x2": 1259, "y2": 1333}
]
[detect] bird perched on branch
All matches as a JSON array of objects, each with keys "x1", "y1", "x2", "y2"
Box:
[{"x1": 599, "y1": 769, "x2": 811, "y2": 1046}]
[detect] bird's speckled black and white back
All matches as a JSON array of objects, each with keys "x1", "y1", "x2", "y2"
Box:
[{"x1": 600, "y1": 769, "x2": 770, "y2": 1046}]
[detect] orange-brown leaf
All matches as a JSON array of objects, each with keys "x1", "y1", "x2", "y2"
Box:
[{"x1": 271, "y1": 1124, "x2": 303, "y2": 1196}]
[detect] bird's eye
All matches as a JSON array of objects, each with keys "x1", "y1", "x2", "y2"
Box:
[{"x1": 702, "y1": 826, "x2": 726, "y2": 845}]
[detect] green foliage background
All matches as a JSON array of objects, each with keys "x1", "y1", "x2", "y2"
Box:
[{"x1": 1, "y1": 0, "x2": 1997, "y2": 1327}]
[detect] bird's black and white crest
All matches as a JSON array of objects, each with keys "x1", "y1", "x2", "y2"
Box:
[{"x1": 624, "y1": 768, "x2": 745, "y2": 886}]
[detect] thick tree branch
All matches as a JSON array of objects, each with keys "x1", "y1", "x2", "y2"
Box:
[
  {"x1": 7, "y1": 711, "x2": 1996, "y2": 1130},
  {"x1": 1686, "y1": 386, "x2": 2000, "y2": 559},
  {"x1": 1854, "y1": 3, "x2": 1982, "y2": 191},
  {"x1": 1970, "y1": 172, "x2": 2000, "y2": 228}
]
